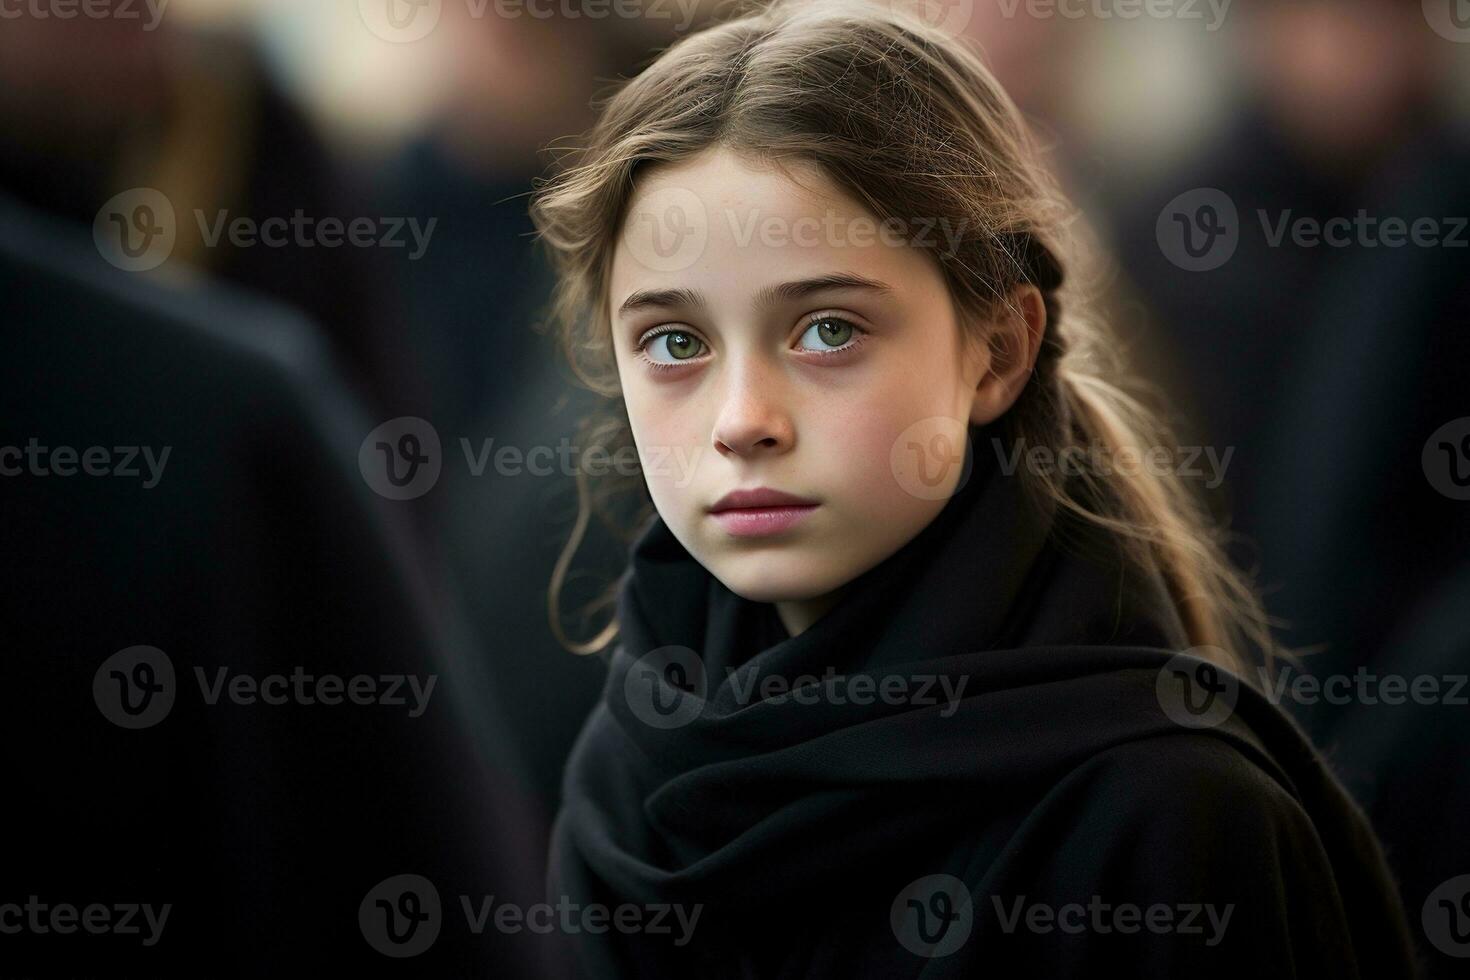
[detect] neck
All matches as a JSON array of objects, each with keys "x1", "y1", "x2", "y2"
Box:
[{"x1": 774, "y1": 589, "x2": 845, "y2": 638}]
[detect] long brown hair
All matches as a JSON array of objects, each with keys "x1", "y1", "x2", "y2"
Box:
[{"x1": 529, "y1": 0, "x2": 1283, "y2": 682}]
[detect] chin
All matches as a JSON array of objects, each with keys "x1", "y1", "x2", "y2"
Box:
[{"x1": 709, "y1": 552, "x2": 849, "y2": 605}]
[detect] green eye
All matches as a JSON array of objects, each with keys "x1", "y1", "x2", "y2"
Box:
[
  {"x1": 644, "y1": 330, "x2": 705, "y2": 363},
  {"x1": 797, "y1": 316, "x2": 856, "y2": 352}
]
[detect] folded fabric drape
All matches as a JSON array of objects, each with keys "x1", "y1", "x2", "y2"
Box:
[{"x1": 553, "y1": 421, "x2": 1417, "y2": 979}]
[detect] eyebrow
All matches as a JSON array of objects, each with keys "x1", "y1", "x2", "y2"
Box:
[{"x1": 615, "y1": 272, "x2": 893, "y2": 320}]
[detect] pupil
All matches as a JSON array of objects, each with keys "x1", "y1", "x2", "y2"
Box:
[{"x1": 819, "y1": 320, "x2": 851, "y2": 346}]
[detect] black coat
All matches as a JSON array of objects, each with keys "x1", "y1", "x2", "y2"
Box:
[
  {"x1": 552, "y1": 424, "x2": 1419, "y2": 978},
  {"x1": 0, "y1": 196, "x2": 562, "y2": 977}
]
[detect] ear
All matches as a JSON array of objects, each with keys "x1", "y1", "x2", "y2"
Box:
[{"x1": 967, "y1": 285, "x2": 1046, "y2": 426}]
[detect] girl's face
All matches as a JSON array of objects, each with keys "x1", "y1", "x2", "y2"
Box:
[{"x1": 608, "y1": 146, "x2": 1020, "y2": 634}]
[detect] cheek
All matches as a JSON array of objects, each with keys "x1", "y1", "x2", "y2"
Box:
[
  {"x1": 615, "y1": 357, "x2": 667, "y2": 446},
  {"x1": 620, "y1": 384, "x2": 707, "y2": 507},
  {"x1": 814, "y1": 366, "x2": 971, "y2": 525},
  {"x1": 840, "y1": 414, "x2": 946, "y2": 522}
]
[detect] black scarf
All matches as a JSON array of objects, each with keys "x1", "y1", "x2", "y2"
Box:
[{"x1": 552, "y1": 423, "x2": 1417, "y2": 978}]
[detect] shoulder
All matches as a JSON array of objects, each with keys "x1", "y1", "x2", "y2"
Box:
[
  {"x1": 972, "y1": 727, "x2": 1352, "y2": 928},
  {"x1": 0, "y1": 191, "x2": 342, "y2": 407},
  {"x1": 1052, "y1": 729, "x2": 1328, "y2": 877},
  {"x1": 954, "y1": 730, "x2": 1399, "y2": 975},
  {"x1": 1089, "y1": 728, "x2": 1304, "y2": 820}
]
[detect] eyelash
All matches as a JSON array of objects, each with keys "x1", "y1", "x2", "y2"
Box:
[{"x1": 632, "y1": 313, "x2": 870, "y2": 373}]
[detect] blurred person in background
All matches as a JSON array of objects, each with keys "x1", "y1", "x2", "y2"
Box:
[
  {"x1": 369, "y1": 3, "x2": 719, "y2": 815},
  {"x1": 1107, "y1": 2, "x2": 1470, "y2": 973},
  {"x1": 960, "y1": 0, "x2": 1091, "y2": 188},
  {"x1": 0, "y1": 0, "x2": 691, "y2": 825},
  {"x1": 0, "y1": 4, "x2": 420, "y2": 416},
  {"x1": 1, "y1": 189, "x2": 560, "y2": 975}
]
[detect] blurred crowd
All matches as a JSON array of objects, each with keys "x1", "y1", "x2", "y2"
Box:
[{"x1": 2, "y1": 0, "x2": 1466, "y2": 975}]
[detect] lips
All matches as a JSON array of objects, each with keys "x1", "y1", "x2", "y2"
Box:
[
  {"x1": 708, "y1": 487, "x2": 820, "y2": 513},
  {"x1": 708, "y1": 504, "x2": 818, "y2": 538},
  {"x1": 707, "y1": 487, "x2": 820, "y2": 539}
]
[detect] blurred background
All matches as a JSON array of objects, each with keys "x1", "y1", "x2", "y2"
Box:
[{"x1": 2, "y1": 0, "x2": 1467, "y2": 974}]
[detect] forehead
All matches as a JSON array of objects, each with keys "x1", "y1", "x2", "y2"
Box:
[
  {"x1": 609, "y1": 146, "x2": 935, "y2": 311},
  {"x1": 635, "y1": 147, "x2": 840, "y2": 217}
]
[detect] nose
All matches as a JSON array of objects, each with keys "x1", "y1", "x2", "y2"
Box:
[{"x1": 711, "y1": 356, "x2": 794, "y2": 459}]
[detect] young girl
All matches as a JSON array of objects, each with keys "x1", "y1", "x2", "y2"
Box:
[{"x1": 530, "y1": 1, "x2": 1417, "y2": 975}]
